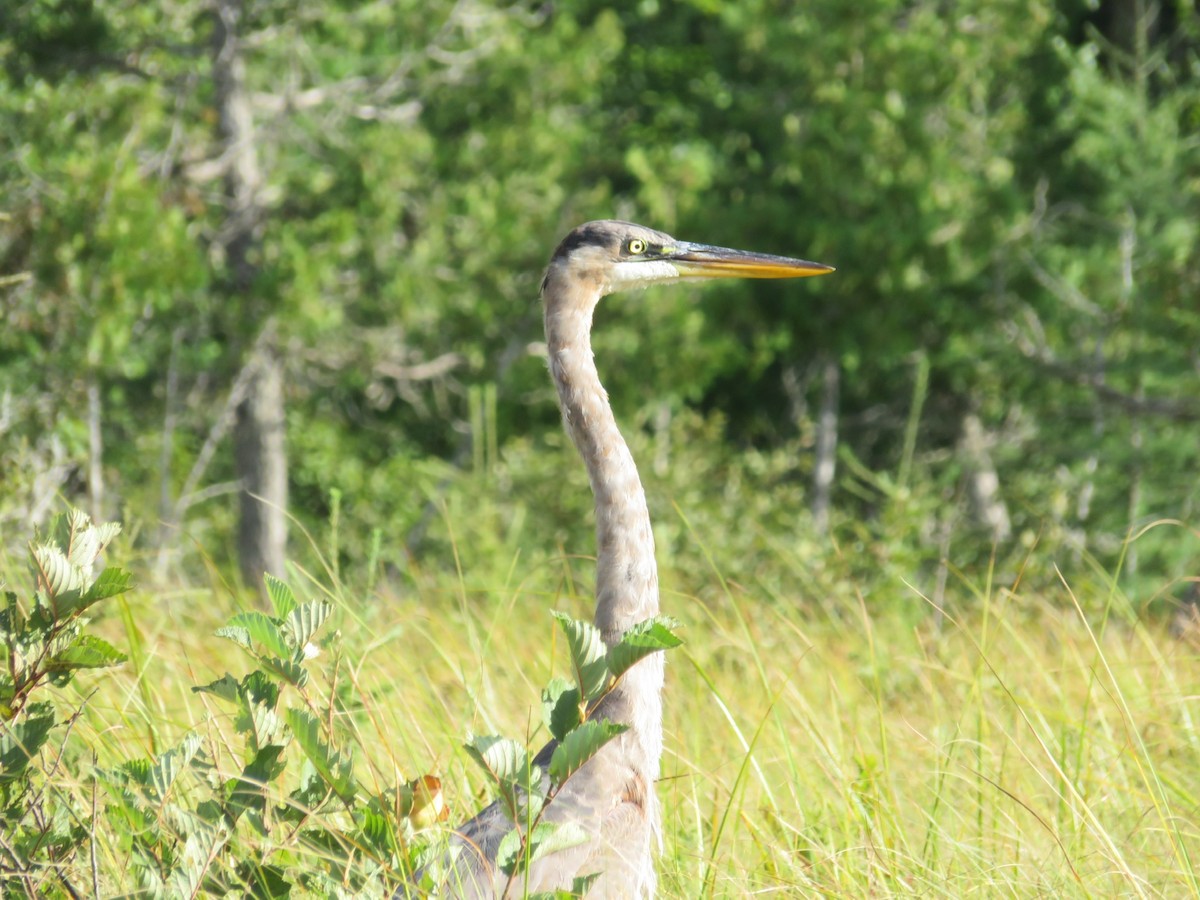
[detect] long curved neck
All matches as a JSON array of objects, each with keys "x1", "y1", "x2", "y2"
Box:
[
  {"x1": 544, "y1": 290, "x2": 661, "y2": 645},
  {"x1": 542, "y1": 267, "x2": 664, "y2": 832}
]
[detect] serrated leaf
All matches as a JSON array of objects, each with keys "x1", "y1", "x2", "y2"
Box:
[
  {"x1": 30, "y1": 545, "x2": 87, "y2": 616},
  {"x1": 193, "y1": 673, "x2": 242, "y2": 704},
  {"x1": 227, "y1": 744, "x2": 286, "y2": 824},
  {"x1": 215, "y1": 625, "x2": 252, "y2": 650},
  {"x1": 47, "y1": 634, "x2": 127, "y2": 671},
  {"x1": 548, "y1": 720, "x2": 627, "y2": 785},
  {"x1": 225, "y1": 611, "x2": 291, "y2": 659},
  {"x1": 607, "y1": 616, "x2": 684, "y2": 679},
  {"x1": 241, "y1": 701, "x2": 283, "y2": 752},
  {"x1": 495, "y1": 826, "x2": 524, "y2": 876},
  {"x1": 167, "y1": 819, "x2": 228, "y2": 897},
  {"x1": 242, "y1": 671, "x2": 281, "y2": 709},
  {"x1": 286, "y1": 708, "x2": 356, "y2": 802},
  {"x1": 358, "y1": 806, "x2": 397, "y2": 856},
  {"x1": 67, "y1": 518, "x2": 120, "y2": 569},
  {"x1": 262, "y1": 656, "x2": 309, "y2": 687},
  {"x1": 0, "y1": 705, "x2": 56, "y2": 781},
  {"x1": 542, "y1": 677, "x2": 581, "y2": 742},
  {"x1": 552, "y1": 612, "x2": 610, "y2": 700},
  {"x1": 122, "y1": 757, "x2": 152, "y2": 786},
  {"x1": 263, "y1": 573, "x2": 298, "y2": 619},
  {"x1": 148, "y1": 732, "x2": 204, "y2": 801},
  {"x1": 570, "y1": 874, "x2": 601, "y2": 896},
  {"x1": 527, "y1": 820, "x2": 589, "y2": 864},
  {"x1": 463, "y1": 734, "x2": 530, "y2": 788},
  {"x1": 81, "y1": 567, "x2": 133, "y2": 606},
  {"x1": 496, "y1": 822, "x2": 589, "y2": 877},
  {"x1": 282, "y1": 601, "x2": 331, "y2": 651}
]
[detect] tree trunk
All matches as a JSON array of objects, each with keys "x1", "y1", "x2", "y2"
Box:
[
  {"x1": 812, "y1": 355, "x2": 839, "y2": 536},
  {"x1": 959, "y1": 413, "x2": 1011, "y2": 542},
  {"x1": 235, "y1": 344, "x2": 288, "y2": 584},
  {"x1": 86, "y1": 377, "x2": 103, "y2": 523},
  {"x1": 211, "y1": 0, "x2": 287, "y2": 586}
]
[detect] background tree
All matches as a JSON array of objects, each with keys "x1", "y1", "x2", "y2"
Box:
[{"x1": 1, "y1": 0, "x2": 1196, "y2": 605}]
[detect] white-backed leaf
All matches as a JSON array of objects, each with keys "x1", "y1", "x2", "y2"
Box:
[
  {"x1": 548, "y1": 720, "x2": 626, "y2": 785},
  {"x1": 30, "y1": 545, "x2": 86, "y2": 614},
  {"x1": 214, "y1": 625, "x2": 252, "y2": 650},
  {"x1": 607, "y1": 616, "x2": 683, "y2": 679},
  {"x1": 167, "y1": 819, "x2": 228, "y2": 897},
  {"x1": 463, "y1": 734, "x2": 529, "y2": 788},
  {"x1": 262, "y1": 655, "x2": 309, "y2": 687},
  {"x1": 149, "y1": 732, "x2": 203, "y2": 802},
  {"x1": 263, "y1": 573, "x2": 297, "y2": 619},
  {"x1": 283, "y1": 601, "x2": 332, "y2": 650},
  {"x1": 551, "y1": 612, "x2": 610, "y2": 700}
]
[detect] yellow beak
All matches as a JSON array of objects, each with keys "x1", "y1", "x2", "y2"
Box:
[{"x1": 668, "y1": 241, "x2": 834, "y2": 280}]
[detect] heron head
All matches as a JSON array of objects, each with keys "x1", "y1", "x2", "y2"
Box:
[{"x1": 543, "y1": 219, "x2": 833, "y2": 299}]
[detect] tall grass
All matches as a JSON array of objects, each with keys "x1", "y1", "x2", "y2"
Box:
[{"x1": 15, "y1": 495, "x2": 1178, "y2": 898}]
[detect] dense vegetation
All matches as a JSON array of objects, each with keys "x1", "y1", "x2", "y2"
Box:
[{"x1": 1, "y1": 0, "x2": 1198, "y2": 896}]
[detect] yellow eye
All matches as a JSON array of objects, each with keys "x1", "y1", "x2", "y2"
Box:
[{"x1": 627, "y1": 239, "x2": 647, "y2": 255}]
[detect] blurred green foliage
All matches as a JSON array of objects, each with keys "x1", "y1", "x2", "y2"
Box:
[{"x1": 1, "y1": 0, "x2": 1196, "y2": 607}]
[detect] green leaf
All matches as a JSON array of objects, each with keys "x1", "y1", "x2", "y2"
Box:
[
  {"x1": 464, "y1": 734, "x2": 535, "y2": 822},
  {"x1": 496, "y1": 822, "x2": 589, "y2": 877},
  {"x1": 167, "y1": 819, "x2": 228, "y2": 897},
  {"x1": 282, "y1": 601, "x2": 332, "y2": 651},
  {"x1": 47, "y1": 634, "x2": 127, "y2": 671},
  {"x1": 30, "y1": 545, "x2": 87, "y2": 616},
  {"x1": 357, "y1": 806, "x2": 397, "y2": 856},
  {"x1": 262, "y1": 656, "x2": 309, "y2": 688},
  {"x1": 121, "y1": 757, "x2": 152, "y2": 787},
  {"x1": 0, "y1": 704, "x2": 56, "y2": 781},
  {"x1": 552, "y1": 612, "x2": 610, "y2": 701},
  {"x1": 81, "y1": 567, "x2": 133, "y2": 605},
  {"x1": 495, "y1": 826, "x2": 524, "y2": 876},
  {"x1": 527, "y1": 820, "x2": 589, "y2": 864},
  {"x1": 264, "y1": 573, "x2": 297, "y2": 619},
  {"x1": 463, "y1": 734, "x2": 530, "y2": 788},
  {"x1": 548, "y1": 720, "x2": 627, "y2": 785},
  {"x1": 542, "y1": 677, "x2": 581, "y2": 742},
  {"x1": 148, "y1": 732, "x2": 204, "y2": 801},
  {"x1": 242, "y1": 671, "x2": 281, "y2": 709},
  {"x1": 286, "y1": 708, "x2": 356, "y2": 802},
  {"x1": 215, "y1": 625, "x2": 253, "y2": 650},
  {"x1": 193, "y1": 673, "x2": 242, "y2": 704},
  {"x1": 224, "y1": 611, "x2": 291, "y2": 659},
  {"x1": 607, "y1": 616, "x2": 683, "y2": 679},
  {"x1": 227, "y1": 744, "x2": 286, "y2": 824},
  {"x1": 570, "y1": 874, "x2": 601, "y2": 896},
  {"x1": 56, "y1": 511, "x2": 119, "y2": 568}
]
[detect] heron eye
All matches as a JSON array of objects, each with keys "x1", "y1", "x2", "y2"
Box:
[{"x1": 627, "y1": 239, "x2": 647, "y2": 255}]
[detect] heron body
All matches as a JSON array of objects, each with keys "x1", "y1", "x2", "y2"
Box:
[{"x1": 426, "y1": 221, "x2": 832, "y2": 898}]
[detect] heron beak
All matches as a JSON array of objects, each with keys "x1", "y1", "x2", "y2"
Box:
[{"x1": 668, "y1": 242, "x2": 834, "y2": 280}]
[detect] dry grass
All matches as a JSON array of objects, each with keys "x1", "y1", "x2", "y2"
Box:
[{"x1": 52, "y1": 510, "x2": 1199, "y2": 898}]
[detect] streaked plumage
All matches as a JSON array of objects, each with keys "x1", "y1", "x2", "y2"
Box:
[{"x1": 419, "y1": 221, "x2": 832, "y2": 897}]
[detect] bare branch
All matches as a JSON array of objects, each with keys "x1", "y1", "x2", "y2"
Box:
[{"x1": 1009, "y1": 312, "x2": 1200, "y2": 420}]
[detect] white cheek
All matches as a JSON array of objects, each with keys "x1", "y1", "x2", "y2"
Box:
[{"x1": 607, "y1": 259, "x2": 680, "y2": 291}]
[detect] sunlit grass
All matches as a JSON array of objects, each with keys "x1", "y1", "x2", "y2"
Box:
[{"x1": 19, "y1": 504, "x2": 1200, "y2": 897}]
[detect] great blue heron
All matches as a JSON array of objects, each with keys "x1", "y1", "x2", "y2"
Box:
[{"x1": 423, "y1": 220, "x2": 832, "y2": 897}]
